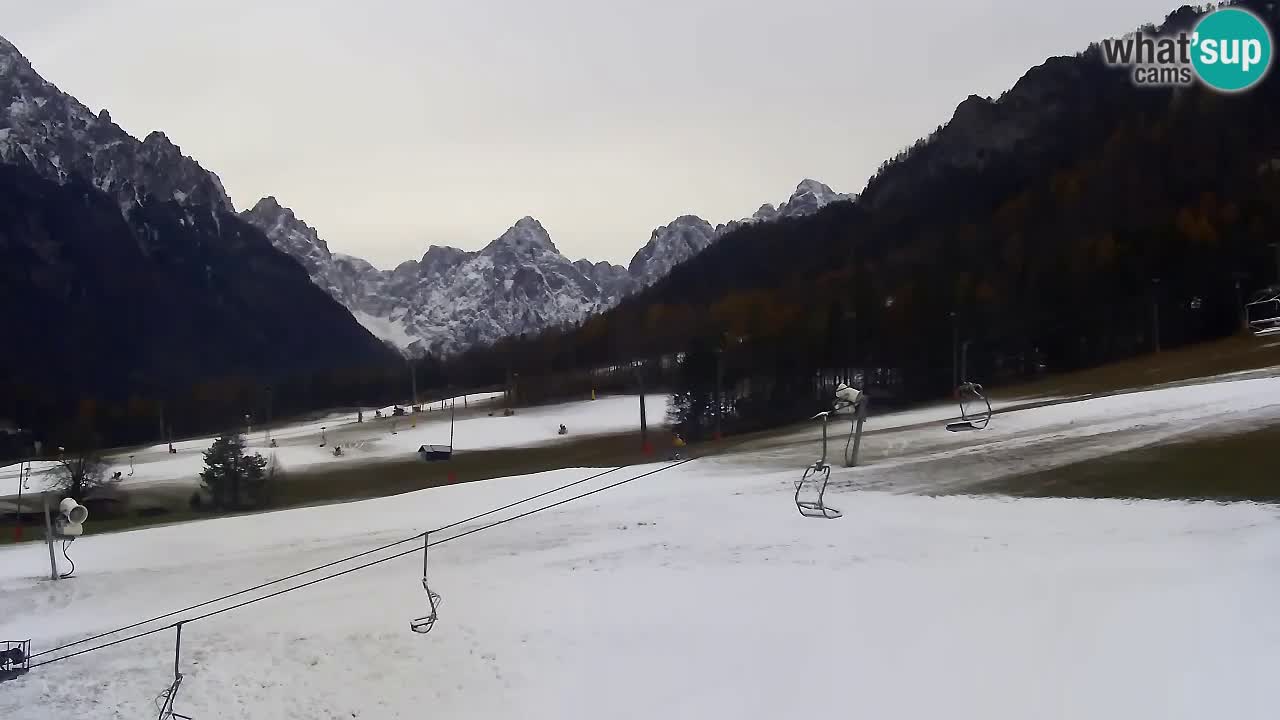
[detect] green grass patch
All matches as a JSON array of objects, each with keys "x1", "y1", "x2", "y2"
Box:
[{"x1": 967, "y1": 423, "x2": 1280, "y2": 502}]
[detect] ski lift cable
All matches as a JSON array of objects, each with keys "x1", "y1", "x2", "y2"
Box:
[
  {"x1": 29, "y1": 457, "x2": 701, "y2": 670},
  {"x1": 29, "y1": 463, "x2": 632, "y2": 661},
  {"x1": 27, "y1": 530, "x2": 428, "y2": 660}
]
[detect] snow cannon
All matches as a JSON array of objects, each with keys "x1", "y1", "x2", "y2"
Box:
[
  {"x1": 57, "y1": 498, "x2": 88, "y2": 537},
  {"x1": 834, "y1": 382, "x2": 861, "y2": 412},
  {"x1": 60, "y1": 498, "x2": 88, "y2": 524}
]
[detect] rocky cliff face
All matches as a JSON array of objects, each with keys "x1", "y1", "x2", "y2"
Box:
[
  {"x1": 627, "y1": 215, "x2": 719, "y2": 288},
  {"x1": 0, "y1": 34, "x2": 397, "y2": 407},
  {"x1": 0, "y1": 36, "x2": 233, "y2": 213},
  {"x1": 0, "y1": 163, "x2": 397, "y2": 412}
]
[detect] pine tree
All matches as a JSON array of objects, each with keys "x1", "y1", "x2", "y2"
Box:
[
  {"x1": 199, "y1": 432, "x2": 269, "y2": 511},
  {"x1": 666, "y1": 337, "x2": 720, "y2": 441}
]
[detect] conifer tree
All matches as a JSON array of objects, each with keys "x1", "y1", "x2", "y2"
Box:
[{"x1": 199, "y1": 433, "x2": 269, "y2": 510}]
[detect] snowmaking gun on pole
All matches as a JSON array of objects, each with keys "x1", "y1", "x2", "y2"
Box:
[{"x1": 794, "y1": 383, "x2": 867, "y2": 519}]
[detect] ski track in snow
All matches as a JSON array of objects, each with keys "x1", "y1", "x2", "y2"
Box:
[{"x1": 0, "y1": 374, "x2": 1278, "y2": 717}]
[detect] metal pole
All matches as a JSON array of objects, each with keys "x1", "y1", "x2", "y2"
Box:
[
  {"x1": 1152, "y1": 278, "x2": 1162, "y2": 353},
  {"x1": 1235, "y1": 277, "x2": 1247, "y2": 334},
  {"x1": 410, "y1": 358, "x2": 418, "y2": 407},
  {"x1": 449, "y1": 398, "x2": 455, "y2": 448},
  {"x1": 156, "y1": 623, "x2": 184, "y2": 720},
  {"x1": 846, "y1": 394, "x2": 868, "y2": 468},
  {"x1": 960, "y1": 340, "x2": 971, "y2": 384},
  {"x1": 637, "y1": 365, "x2": 649, "y2": 453},
  {"x1": 14, "y1": 459, "x2": 26, "y2": 542},
  {"x1": 1272, "y1": 242, "x2": 1280, "y2": 284},
  {"x1": 818, "y1": 413, "x2": 829, "y2": 466},
  {"x1": 505, "y1": 365, "x2": 513, "y2": 407},
  {"x1": 950, "y1": 312, "x2": 958, "y2": 389},
  {"x1": 43, "y1": 494, "x2": 57, "y2": 581},
  {"x1": 174, "y1": 623, "x2": 183, "y2": 678}
]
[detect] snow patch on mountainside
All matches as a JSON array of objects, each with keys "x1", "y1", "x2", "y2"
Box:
[{"x1": 351, "y1": 310, "x2": 418, "y2": 352}]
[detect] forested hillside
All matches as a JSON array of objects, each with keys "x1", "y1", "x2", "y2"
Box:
[{"x1": 441, "y1": 2, "x2": 1280, "y2": 434}]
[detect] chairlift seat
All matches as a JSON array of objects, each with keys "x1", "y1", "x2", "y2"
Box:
[
  {"x1": 410, "y1": 579, "x2": 442, "y2": 634},
  {"x1": 1246, "y1": 291, "x2": 1280, "y2": 335},
  {"x1": 948, "y1": 382, "x2": 992, "y2": 432},
  {"x1": 0, "y1": 640, "x2": 30, "y2": 684}
]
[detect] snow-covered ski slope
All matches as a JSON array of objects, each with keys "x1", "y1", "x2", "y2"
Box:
[
  {"x1": 0, "y1": 393, "x2": 664, "y2": 503},
  {"x1": 725, "y1": 372, "x2": 1280, "y2": 494},
  {"x1": 1, "y1": 373, "x2": 1279, "y2": 719}
]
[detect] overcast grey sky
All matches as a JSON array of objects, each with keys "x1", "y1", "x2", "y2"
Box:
[{"x1": 3, "y1": 0, "x2": 1176, "y2": 268}]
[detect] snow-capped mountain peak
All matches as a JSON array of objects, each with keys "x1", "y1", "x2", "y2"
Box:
[
  {"x1": 0, "y1": 36, "x2": 30, "y2": 74},
  {"x1": 627, "y1": 215, "x2": 718, "y2": 286},
  {"x1": 752, "y1": 203, "x2": 780, "y2": 222},
  {"x1": 244, "y1": 202, "x2": 629, "y2": 357},
  {"x1": 418, "y1": 245, "x2": 473, "y2": 280},
  {"x1": 483, "y1": 216, "x2": 559, "y2": 257},
  {"x1": 0, "y1": 34, "x2": 233, "y2": 213},
  {"x1": 778, "y1": 178, "x2": 853, "y2": 217},
  {"x1": 242, "y1": 178, "x2": 853, "y2": 355},
  {"x1": 242, "y1": 196, "x2": 333, "y2": 274}
]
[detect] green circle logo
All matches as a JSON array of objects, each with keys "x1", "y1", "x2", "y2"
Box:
[{"x1": 1191, "y1": 8, "x2": 1273, "y2": 92}]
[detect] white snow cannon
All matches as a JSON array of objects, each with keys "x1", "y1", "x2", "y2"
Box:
[
  {"x1": 833, "y1": 382, "x2": 862, "y2": 413},
  {"x1": 57, "y1": 498, "x2": 88, "y2": 537}
]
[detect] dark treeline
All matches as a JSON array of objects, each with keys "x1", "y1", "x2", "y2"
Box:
[{"x1": 435, "y1": 2, "x2": 1280, "y2": 437}]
